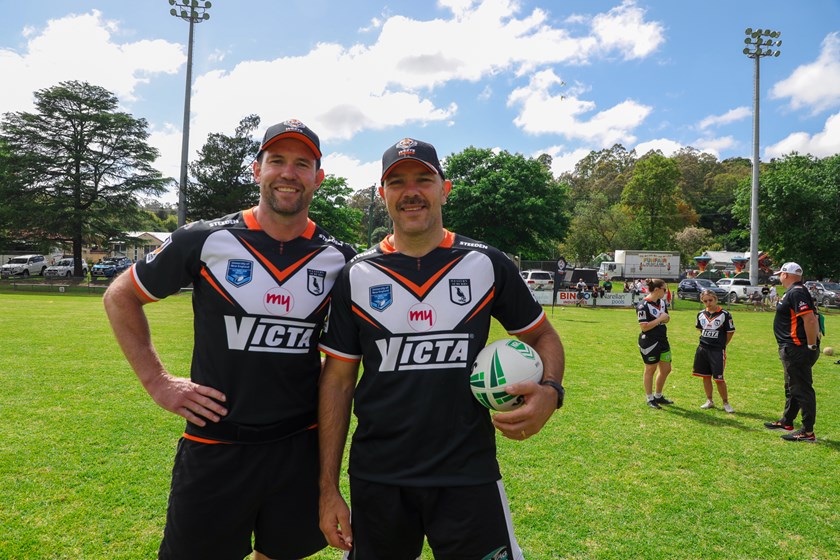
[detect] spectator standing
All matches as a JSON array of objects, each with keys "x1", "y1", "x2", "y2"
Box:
[
  {"x1": 636, "y1": 278, "x2": 674, "y2": 409},
  {"x1": 764, "y1": 262, "x2": 820, "y2": 442},
  {"x1": 693, "y1": 290, "x2": 736, "y2": 412}
]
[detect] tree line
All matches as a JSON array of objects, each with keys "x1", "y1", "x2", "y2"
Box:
[{"x1": 1, "y1": 81, "x2": 838, "y2": 279}]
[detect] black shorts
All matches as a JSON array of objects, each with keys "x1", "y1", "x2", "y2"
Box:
[
  {"x1": 159, "y1": 428, "x2": 325, "y2": 560},
  {"x1": 692, "y1": 345, "x2": 727, "y2": 381},
  {"x1": 638, "y1": 336, "x2": 671, "y2": 364},
  {"x1": 347, "y1": 477, "x2": 523, "y2": 560}
]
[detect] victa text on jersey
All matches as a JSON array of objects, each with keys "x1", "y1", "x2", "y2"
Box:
[
  {"x1": 224, "y1": 315, "x2": 315, "y2": 353},
  {"x1": 375, "y1": 333, "x2": 472, "y2": 372}
]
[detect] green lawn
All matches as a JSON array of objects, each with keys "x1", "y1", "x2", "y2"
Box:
[{"x1": 0, "y1": 292, "x2": 837, "y2": 559}]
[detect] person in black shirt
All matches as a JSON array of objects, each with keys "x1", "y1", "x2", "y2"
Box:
[
  {"x1": 692, "y1": 290, "x2": 736, "y2": 412},
  {"x1": 764, "y1": 262, "x2": 820, "y2": 442},
  {"x1": 636, "y1": 278, "x2": 673, "y2": 409},
  {"x1": 104, "y1": 120, "x2": 355, "y2": 559},
  {"x1": 318, "y1": 138, "x2": 565, "y2": 559}
]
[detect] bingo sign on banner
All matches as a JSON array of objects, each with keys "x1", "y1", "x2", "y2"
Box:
[{"x1": 532, "y1": 290, "x2": 633, "y2": 306}]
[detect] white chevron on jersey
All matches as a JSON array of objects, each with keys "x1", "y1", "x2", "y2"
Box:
[
  {"x1": 349, "y1": 250, "x2": 494, "y2": 333},
  {"x1": 201, "y1": 229, "x2": 346, "y2": 318}
]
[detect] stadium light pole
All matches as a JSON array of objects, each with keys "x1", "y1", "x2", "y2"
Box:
[
  {"x1": 169, "y1": 0, "x2": 212, "y2": 227},
  {"x1": 743, "y1": 27, "x2": 781, "y2": 285}
]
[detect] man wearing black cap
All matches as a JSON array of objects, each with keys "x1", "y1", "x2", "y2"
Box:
[
  {"x1": 104, "y1": 119, "x2": 355, "y2": 559},
  {"x1": 318, "y1": 138, "x2": 565, "y2": 559},
  {"x1": 764, "y1": 262, "x2": 820, "y2": 442}
]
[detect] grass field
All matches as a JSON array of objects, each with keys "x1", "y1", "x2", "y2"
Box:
[{"x1": 0, "y1": 291, "x2": 838, "y2": 559}]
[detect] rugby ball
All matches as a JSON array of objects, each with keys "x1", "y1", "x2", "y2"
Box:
[
  {"x1": 824, "y1": 346, "x2": 834, "y2": 356},
  {"x1": 470, "y1": 339, "x2": 544, "y2": 411}
]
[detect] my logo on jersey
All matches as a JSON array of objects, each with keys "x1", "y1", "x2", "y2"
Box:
[
  {"x1": 264, "y1": 287, "x2": 294, "y2": 315},
  {"x1": 375, "y1": 333, "x2": 471, "y2": 372},
  {"x1": 307, "y1": 269, "x2": 326, "y2": 296},
  {"x1": 370, "y1": 284, "x2": 393, "y2": 311},
  {"x1": 224, "y1": 315, "x2": 314, "y2": 353},
  {"x1": 449, "y1": 279, "x2": 471, "y2": 305},
  {"x1": 408, "y1": 303, "x2": 436, "y2": 331},
  {"x1": 226, "y1": 259, "x2": 253, "y2": 287}
]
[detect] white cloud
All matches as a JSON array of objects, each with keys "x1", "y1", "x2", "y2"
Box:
[
  {"x1": 770, "y1": 32, "x2": 840, "y2": 114},
  {"x1": 694, "y1": 136, "x2": 737, "y2": 157},
  {"x1": 633, "y1": 138, "x2": 684, "y2": 157},
  {"x1": 698, "y1": 107, "x2": 751, "y2": 130},
  {"x1": 765, "y1": 111, "x2": 840, "y2": 158},
  {"x1": 323, "y1": 152, "x2": 381, "y2": 192},
  {"x1": 537, "y1": 146, "x2": 593, "y2": 176},
  {"x1": 0, "y1": 10, "x2": 183, "y2": 111},
  {"x1": 591, "y1": 1, "x2": 665, "y2": 60},
  {"x1": 508, "y1": 69, "x2": 652, "y2": 146}
]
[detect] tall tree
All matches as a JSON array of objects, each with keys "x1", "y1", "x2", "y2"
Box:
[
  {"x1": 561, "y1": 144, "x2": 636, "y2": 207},
  {"x1": 443, "y1": 147, "x2": 569, "y2": 259},
  {"x1": 188, "y1": 115, "x2": 261, "y2": 221},
  {"x1": 561, "y1": 192, "x2": 635, "y2": 264},
  {"x1": 347, "y1": 185, "x2": 390, "y2": 248},
  {"x1": 734, "y1": 153, "x2": 840, "y2": 278},
  {"x1": 309, "y1": 175, "x2": 363, "y2": 245},
  {"x1": 621, "y1": 151, "x2": 682, "y2": 250},
  {"x1": 0, "y1": 81, "x2": 166, "y2": 275}
]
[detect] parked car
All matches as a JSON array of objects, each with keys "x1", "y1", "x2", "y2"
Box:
[
  {"x1": 44, "y1": 258, "x2": 89, "y2": 278},
  {"x1": 804, "y1": 281, "x2": 840, "y2": 308},
  {"x1": 91, "y1": 256, "x2": 132, "y2": 278},
  {"x1": 1, "y1": 254, "x2": 48, "y2": 278},
  {"x1": 677, "y1": 278, "x2": 728, "y2": 301},
  {"x1": 520, "y1": 269, "x2": 555, "y2": 291},
  {"x1": 716, "y1": 277, "x2": 763, "y2": 304}
]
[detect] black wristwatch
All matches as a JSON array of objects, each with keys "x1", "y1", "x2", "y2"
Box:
[
  {"x1": 808, "y1": 344, "x2": 818, "y2": 351},
  {"x1": 540, "y1": 379, "x2": 565, "y2": 409}
]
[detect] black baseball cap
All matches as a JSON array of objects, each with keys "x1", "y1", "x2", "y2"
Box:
[
  {"x1": 381, "y1": 138, "x2": 445, "y2": 183},
  {"x1": 258, "y1": 119, "x2": 321, "y2": 164}
]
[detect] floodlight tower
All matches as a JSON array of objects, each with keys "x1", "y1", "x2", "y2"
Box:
[
  {"x1": 169, "y1": 0, "x2": 212, "y2": 227},
  {"x1": 743, "y1": 28, "x2": 781, "y2": 285}
]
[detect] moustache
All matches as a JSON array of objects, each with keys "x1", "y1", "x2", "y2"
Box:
[{"x1": 398, "y1": 196, "x2": 428, "y2": 211}]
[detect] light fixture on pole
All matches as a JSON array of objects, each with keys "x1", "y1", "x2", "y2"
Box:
[
  {"x1": 169, "y1": 0, "x2": 212, "y2": 227},
  {"x1": 743, "y1": 27, "x2": 781, "y2": 285}
]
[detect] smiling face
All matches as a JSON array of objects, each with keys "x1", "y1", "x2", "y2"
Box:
[
  {"x1": 253, "y1": 137, "x2": 324, "y2": 217},
  {"x1": 380, "y1": 160, "x2": 451, "y2": 240}
]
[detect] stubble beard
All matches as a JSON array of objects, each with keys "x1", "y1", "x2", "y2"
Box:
[{"x1": 263, "y1": 181, "x2": 311, "y2": 217}]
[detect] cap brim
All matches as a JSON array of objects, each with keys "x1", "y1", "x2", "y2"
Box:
[
  {"x1": 381, "y1": 158, "x2": 440, "y2": 182},
  {"x1": 261, "y1": 132, "x2": 322, "y2": 159}
]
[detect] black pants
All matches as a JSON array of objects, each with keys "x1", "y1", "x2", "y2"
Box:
[{"x1": 778, "y1": 345, "x2": 819, "y2": 432}]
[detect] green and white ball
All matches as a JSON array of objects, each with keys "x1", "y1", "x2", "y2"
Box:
[{"x1": 470, "y1": 339, "x2": 544, "y2": 411}]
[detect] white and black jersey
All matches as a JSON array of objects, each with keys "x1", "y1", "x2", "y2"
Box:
[
  {"x1": 636, "y1": 297, "x2": 668, "y2": 341},
  {"x1": 131, "y1": 208, "x2": 356, "y2": 443},
  {"x1": 695, "y1": 308, "x2": 735, "y2": 349},
  {"x1": 319, "y1": 231, "x2": 545, "y2": 487}
]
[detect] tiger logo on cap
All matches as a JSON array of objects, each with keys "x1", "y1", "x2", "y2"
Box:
[{"x1": 396, "y1": 138, "x2": 417, "y2": 157}]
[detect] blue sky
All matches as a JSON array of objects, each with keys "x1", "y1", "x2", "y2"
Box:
[{"x1": 2, "y1": 1, "x2": 839, "y2": 203}]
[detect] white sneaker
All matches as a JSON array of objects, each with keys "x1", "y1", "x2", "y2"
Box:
[
  {"x1": 700, "y1": 400, "x2": 715, "y2": 409},
  {"x1": 723, "y1": 402, "x2": 735, "y2": 413}
]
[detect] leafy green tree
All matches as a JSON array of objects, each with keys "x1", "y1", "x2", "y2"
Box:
[
  {"x1": 348, "y1": 185, "x2": 390, "y2": 246},
  {"x1": 703, "y1": 157, "x2": 752, "y2": 249},
  {"x1": 621, "y1": 151, "x2": 682, "y2": 250},
  {"x1": 673, "y1": 225, "x2": 714, "y2": 265},
  {"x1": 561, "y1": 144, "x2": 636, "y2": 207},
  {"x1": 188, "y1": 115, "x2": 261, "y2": 221},
  {"x1": 734, "y1": 153, "x2": 840, "y2": 278},
  {"x1": 309, "y1": 175, "x2": 363, "y2": 245},
  {"x1": 0, "y1": 81, "x2": 166, "y2": 276},
  {"x1": 443, "y1": 147, "x2": 569, "y2": 259},
  {"x1": 561, "y1": 193, "x2": 634, "y2": 264}
]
